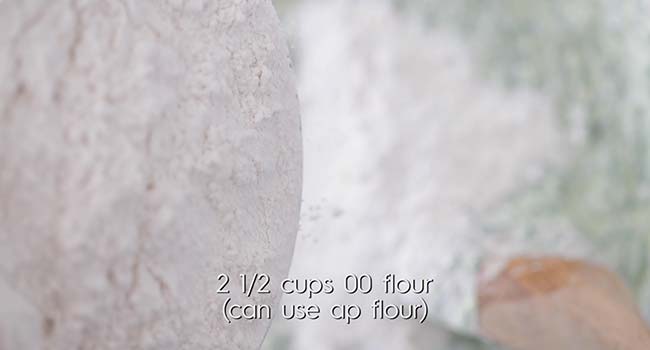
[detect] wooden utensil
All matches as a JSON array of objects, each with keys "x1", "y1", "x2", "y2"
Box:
[{"x1": 478, "y1": 256, "x2": 650, "y2": 350}]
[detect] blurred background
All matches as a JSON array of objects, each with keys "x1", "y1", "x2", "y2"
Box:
[{"x1": 265, "y1": 0, "x2": 650, "y2": 348}]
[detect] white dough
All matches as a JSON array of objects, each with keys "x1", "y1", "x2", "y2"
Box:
[{"x1": 0, "y1": 1, "x2": 301, "y2": 349}]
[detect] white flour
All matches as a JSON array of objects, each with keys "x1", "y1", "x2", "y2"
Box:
[
  {"x1": 266, "y1": 1, "x2": 593, "y2": 349},
  {"x1": 0, "y1": 1, "x2": 301, "y2": 349}
]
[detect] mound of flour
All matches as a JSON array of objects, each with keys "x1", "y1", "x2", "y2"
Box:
[
  {"x1": 0, "y1": 1, "x2": 301, "y2": 349},
  {"x1": 266, "y1": 1, "x2": 593, "y2": 349}
]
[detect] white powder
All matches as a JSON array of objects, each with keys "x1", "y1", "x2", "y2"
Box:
[
  {"x1": 266, "y1": 1, "x2": 592, "y2": 349},
  {"x1": 0, "y1": 1, "x2": 301, "y2": 349}
]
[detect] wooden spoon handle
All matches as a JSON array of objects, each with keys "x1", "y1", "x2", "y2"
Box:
[{"x1": 478, "y1": 256, "x2": 650, "y2": 350}]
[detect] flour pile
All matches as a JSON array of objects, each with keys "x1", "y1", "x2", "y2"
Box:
[
  {"x1": 265, "y1": 1, "x2": 597, "y2": 349},
  {"x1": 0, "y1": 1, "x2": 301, "y2": 349}
]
